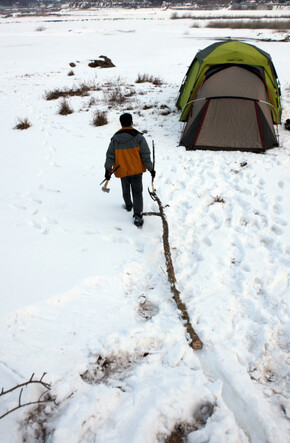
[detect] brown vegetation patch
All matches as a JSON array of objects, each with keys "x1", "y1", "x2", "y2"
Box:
[
  {"x1": 58, "y1": 99, "x2": 73, "y2": 115},
  {"x1": 22, "y1": 393, "x2": 56, "y2": 442},
  {"x1": 14, "y1": 118, "x2": 31, "y2": 130},
  {"x1": 163, "y1": 422, "x2": 197, "y2": 443},
  {"x1": 209, "y1": 195, "x2": 225, "y2": 205},
  {"x1": 92, "y1": 111, "x2": 108, "y2": 127},
  {"x1": 103, "y1": 81, "x2": 135, "y2": 106},
  {"x1": 205, "y1": 19, "x2": 290, "y2": 30},
  {"x1": 45, "y1": 82, "x2": 100, "y2": 101},
  {"x1": 160, "y1": 403, "x2": 214, "y2": 442},
  {"x1": 143, "y1": 104, "x2": 154, "y2": 110},
  {"x1": 136, "y1": 74, "x2": 163, "y2": 86},
  {"x1": 105, "y1": 87, "x2": 127, "y2": 105}
]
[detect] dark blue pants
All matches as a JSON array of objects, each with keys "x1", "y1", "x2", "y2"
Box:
[{"x1": 121, "y1": 174, "x2": 143, "y2": 216}]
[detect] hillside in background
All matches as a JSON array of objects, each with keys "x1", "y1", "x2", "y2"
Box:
[{"x1": 1, "y1": 0, "x2": 290, "y2": 13}]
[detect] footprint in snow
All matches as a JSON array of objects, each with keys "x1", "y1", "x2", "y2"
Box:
[
  {"x1": 273, "y1": 203, "x2": 283, "y2": 215},
  {"x1": 104, "y1": 235, "x2": 129, "y2": 244},
  {"x1": 136, "y1": 296, "x2": 159, "y2": 321},
  {"x1": 202, "y1": 237, "x2": 212, "y2": 247},
  {"x1": 10, "y1": 203, "x2": 26, "y2": 210},
  {"x1": 135, "y1": 240, "x2": 144, "y2": 253},
  {"x1": 270, "y1": 224, "x2": 283, "y2": 236},
  {"x1": 275, "y1": 217, "x2": 287, "y2": 227}
]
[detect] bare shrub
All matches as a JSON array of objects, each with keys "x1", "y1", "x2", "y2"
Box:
[
  {"x1": 14, "y1": 117, "x2": 31, "y2": 130},
  {"x1": 35, "y1": 26, "x2": 46, "y2": 31},
  {"x1": 170, "y1": 12, "x2": 178, "y2": 20},
  {"x1": 45, "y1": 88, "x2": 64, "y2": 101},
  {"x1": 88, "y1": 96, "x2": 97, "y2": 106},
  {"x1": 105, "y1": 86, "x2": 127, "y2": 105},
  {"x1": 136, "y1": 74, "x2": 154, "y2": 83},
  {"x1": 170, "y1": 12, "x2": 193, "y2": 20},
  {"x1": 58, "y1": 99, "x2": 73, "y2": 115},
  {"x1": 143, "y1": 104, "x2": 154, "y2": 110},
  {"x1": 152, "y1": 77, "x2": 163, "y2": 86},
  {"x1": 124, "y1": 88, "x2": 136, "y2": 98},
  {"x1": 136, "y1": 74, "x2": 163, "y2": 86},
  {"x1": 92, "y1": 111, "x2": 108, "y2": 127},
  {"x1": 45, "y1": 82, "x2": 100, "y2": 101}
]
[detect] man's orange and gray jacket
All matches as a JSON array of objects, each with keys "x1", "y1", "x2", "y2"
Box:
[{"x1": 105, "y1": 127, "x2": 153, "y2": 178}]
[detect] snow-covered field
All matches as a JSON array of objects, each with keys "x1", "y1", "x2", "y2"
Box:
[{"x1": 0, "y1": 7, "x2": 289, "y2": 442}]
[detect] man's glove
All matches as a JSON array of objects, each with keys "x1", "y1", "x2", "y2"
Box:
[
  {"x1": 150, "y1": 169, "x2": 156, "y2": 179},
  {"x1": 105, "y1": 169, "x2": 111, "y2": 180}
]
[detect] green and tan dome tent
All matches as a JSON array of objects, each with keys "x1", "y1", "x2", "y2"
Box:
[{"x1": 177, "y1": 40, "x2": 281, "y2": 151}]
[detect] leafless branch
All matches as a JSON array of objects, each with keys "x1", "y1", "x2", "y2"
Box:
[
  {"x1": 0, "y1": 372, "x2": 51, "y2": 397},
  {"x1": 0, "y1": 397, "x2": 55, "y2": 420},
  {"x1": 0, "y1": 373, "x2": 55, "y2": 420},
  {"x1": 144, "y1": 189, "x2": 203, "y2": 350}
]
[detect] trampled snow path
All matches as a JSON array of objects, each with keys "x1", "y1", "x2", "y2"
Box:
[
  {"x1": 0, "y1": 8, "x2": 290, "y2": 442},
  {"x1": 153, "y1": 139, "x2": 290, "y2": 441}
]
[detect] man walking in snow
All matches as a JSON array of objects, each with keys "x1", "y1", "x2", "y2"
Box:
[{"x1": 104, "y1": 113, "x2": 155, "y2": 228}]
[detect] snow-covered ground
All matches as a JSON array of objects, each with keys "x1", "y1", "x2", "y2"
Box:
[{"x1": 0, "y1": 8, "x2": 289, "y2": 442}]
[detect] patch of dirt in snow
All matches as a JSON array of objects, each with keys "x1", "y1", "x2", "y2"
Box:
[
  {"x1": 21, "y1": 393, "x2": 57, "y2": 443},
  {"x1": 159, "y1": 402, "x2": 215, "y2": 443}
]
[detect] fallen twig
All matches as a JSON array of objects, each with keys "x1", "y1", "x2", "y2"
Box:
[
  {"x1": 0, "y1": 372, "x2": 50, "y2": 397},
  {"x1": 0, "y1": 373, "x2": 56, "y2": 420}
]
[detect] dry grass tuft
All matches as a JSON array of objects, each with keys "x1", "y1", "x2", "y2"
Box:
[
  {"x1": 14, "y1": 117, "x2": 32, "y2": 130},
  {"x1": 58, "y1": 99, "x2": 73, "y2": 115},
  {"x1": 45, "y1": 82, "x2": 100, "y2": 101},
  {"x1": 106, "y1": 87, "x2": 127, "y2": 104},
  {"x1": 210, "y1": 195, "x2": 225, "y2": 205},
  {"x1": 136, "y1": 74, "x2": 163, "y2": 86},
  {"x1": 92, "y1": 111, "x2": 108, "y2": 127}
]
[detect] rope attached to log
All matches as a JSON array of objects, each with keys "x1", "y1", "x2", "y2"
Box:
[{"x1": 144, "y1": 190, "x2": 203, "y2": 350}]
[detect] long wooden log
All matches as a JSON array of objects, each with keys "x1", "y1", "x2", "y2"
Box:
[{"x1": 144, "y1": 190, "x2": 203, "y2": 350}]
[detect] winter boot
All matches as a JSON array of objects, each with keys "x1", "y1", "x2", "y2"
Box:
[{"x1": 133, "y1": 214, "x2": 144, "y2": 228}]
